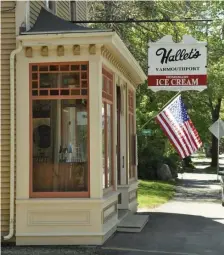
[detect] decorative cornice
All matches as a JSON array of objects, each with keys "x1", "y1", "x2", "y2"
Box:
[
  {"x1": 41, "y1": 46, "x2": 48, "y2": 56},
  {"x1": 89, "y1": 44, "x2": 96, "y2": 55},
  {"x1": 73, "y1": 45, "x2": 80, "y2": 55},
  {"x1": 101, "y1": 46, "x2": 136, "y2": 86},
  {"x1": 57, "y1": 45, "x2": 64, "y2": 56},
  {"x1": 25, "y1": 47, "x2": 32, "y2": 58}
]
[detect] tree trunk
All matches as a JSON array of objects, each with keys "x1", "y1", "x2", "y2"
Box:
[{"x1": 211, "y1": 134, "x2": 218, "y2": 167}]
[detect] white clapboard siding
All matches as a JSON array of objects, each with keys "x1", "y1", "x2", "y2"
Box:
[
  {"x1": 29, "y1": 1, "x2": 46, "y2": 27},
  {"x1": 76, "y1": 1, "x2": 87, "y2": 22},
  {"x1": 57, "y1": 0, "x2": 70, "y2": 20},
  {"x1": 30, "y1": 0, "x2": 71, "y2": 27}
]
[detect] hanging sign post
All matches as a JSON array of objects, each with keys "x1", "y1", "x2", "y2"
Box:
[{"x1": 148, "y1": 35, "x2": 207, "y2": 92}]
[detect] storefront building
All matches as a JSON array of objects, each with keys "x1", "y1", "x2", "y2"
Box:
[{"x1": 1, "y1": 3, "x2": 146, "y2": 245}]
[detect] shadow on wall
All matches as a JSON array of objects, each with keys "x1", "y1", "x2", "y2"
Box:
[{"x1": 103, "y1": 212, "x2": 224, "y2": 255}]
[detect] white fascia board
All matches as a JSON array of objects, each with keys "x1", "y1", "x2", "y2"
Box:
[
  {"x1": 111, "y1": 33, "x2": 147, "y2": 84},
  {"x1": 17, "y1": 32, "x2": 114, "y2": 46},
  {"x1": 17, "y1": 31, "x2": 146, "y2": 85}
]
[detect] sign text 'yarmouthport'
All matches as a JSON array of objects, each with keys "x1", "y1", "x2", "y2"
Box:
[{"x1": 148, "y1": 35, "x2": 207, "y2": 92}]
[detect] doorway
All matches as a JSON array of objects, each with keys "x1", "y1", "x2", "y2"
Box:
[{"x1": 117, "y1": 86, "x2": 121, "y2": 185}]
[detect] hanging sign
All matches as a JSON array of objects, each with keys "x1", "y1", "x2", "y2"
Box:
[{"x1": 148, "y1": 35, "x2": 207, "y2": 92}]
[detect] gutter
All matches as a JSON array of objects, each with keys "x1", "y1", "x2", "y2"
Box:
[{"x1": 4, "y1": 41, "x2": 23, "y2": 241}]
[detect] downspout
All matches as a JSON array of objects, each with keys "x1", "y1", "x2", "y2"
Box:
[{"x1": 4, "y1": 41, "x2": 23, "y2": 240}]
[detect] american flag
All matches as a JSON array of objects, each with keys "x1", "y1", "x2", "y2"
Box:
[{"x1": 155, "y1": 95, "x2": 202, "y2": 159}]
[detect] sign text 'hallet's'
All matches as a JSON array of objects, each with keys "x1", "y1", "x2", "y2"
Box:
[
  {"x1": 156, "y1": 48, "x2": 201, "y2": 64},
  {"x1": 148, "y1": 35, "x2": 207, "y2": 92}
]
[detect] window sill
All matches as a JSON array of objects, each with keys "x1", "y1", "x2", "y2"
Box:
[
  {"x1": 103, "y1": 186, "x2": 113, "y2": 196},
  {"x1": 29, "y1": 191, "x2": 89, "y2": 198},
  {"x1": 103, "y1": 190, "x2": 120, "y2": 200}
]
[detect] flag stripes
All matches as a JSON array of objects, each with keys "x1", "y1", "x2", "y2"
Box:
[{"x1": 155, "y1": 95, "x2": 202, "y2": 159}]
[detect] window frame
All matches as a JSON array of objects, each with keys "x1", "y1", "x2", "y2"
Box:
[
  {"x1": 128, "y1": 89, "x2": 136, "y2": 180},
  {"x1": 29, "y1": 62, "x2": 90, "y2": 198},
  {"x1": 102, "y1": 67, "x2": 114, "y2": 192},
  {"x1": 71, "y1": 1, "x2": 76, "y2": 22},
  {"x1": 46, "y1": 0, "x2": 56, "y2": 14}
]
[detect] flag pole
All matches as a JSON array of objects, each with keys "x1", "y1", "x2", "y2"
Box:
[
  {"x1": 139, "y1": 112, "x2": 158, "y2": 131},
  {"x1": 158, "y1": 91, "x2": 182, "y2": 113},
  {"x1": 139, "y1": 91, "x2": 181, "y2": 131}
]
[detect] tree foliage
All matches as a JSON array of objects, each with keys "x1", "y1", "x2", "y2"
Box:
[{"x1": 88, "y1": 1, "x2": 224, "y2": 174}]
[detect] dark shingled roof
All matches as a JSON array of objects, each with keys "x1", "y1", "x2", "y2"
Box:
[{"x1": 21, "y1": 7, "x2": 112, "y2": 35}]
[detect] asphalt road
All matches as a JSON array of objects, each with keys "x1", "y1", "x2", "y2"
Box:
[{"x1": 103, "y1": 172, "x2": 224, "y2": 255}]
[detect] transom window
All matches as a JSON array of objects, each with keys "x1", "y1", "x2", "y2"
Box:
[
  {"x1": 30, "y1": 62, "x2": 89, "y2": 198},
  {"x1": 31, "y1": 63, "x2": 88, "y2": 97}
]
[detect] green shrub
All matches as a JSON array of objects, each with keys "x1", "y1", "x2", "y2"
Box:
[{"x1": 137, "y1": 136, "x2": 182, "y2": 180}]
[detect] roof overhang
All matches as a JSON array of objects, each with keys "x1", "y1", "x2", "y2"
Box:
[{"x1": 17, "y1": 32, "x2": 146, "y2": 85}]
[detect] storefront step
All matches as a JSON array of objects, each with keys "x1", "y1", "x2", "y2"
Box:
[
  {"x1": 117, "y1": 213, "x2": 149, "y2": 233},
  {"x1": 118, "y1": 209, "x2": 129, "y2": 222}
]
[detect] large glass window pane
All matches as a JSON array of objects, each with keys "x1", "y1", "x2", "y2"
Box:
[
  {"x1": 107, "y1": 104, "x2": 112, "y2": 187},
  {"x1": 102, "y1": 103, "x2": 106, "y2": 189},
  {"x1": 32, "y1": 99, "x2": 88, "y2": 192},
  {"x1": 129, "y1": 114, "x2": 136, "y2": 179},
  {"x1": 129, "y1": 114, "x2": 133, "y2": 178}
]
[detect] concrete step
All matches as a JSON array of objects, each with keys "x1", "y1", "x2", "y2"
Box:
[
  {"x1": 117, "y1": 212, "x2": 149, "y2": 233},
  {"x1": 118, "y1": 209, "x2": 129, "y2": 222}
]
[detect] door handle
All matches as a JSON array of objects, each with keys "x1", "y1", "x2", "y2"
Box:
[{"x1": 122, "y1": 156, "x2": 124, "y2": 168}]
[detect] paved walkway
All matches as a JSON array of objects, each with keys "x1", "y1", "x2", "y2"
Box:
[{"x1": 102, "y1": 173, "x2": 224, "y2": 255}]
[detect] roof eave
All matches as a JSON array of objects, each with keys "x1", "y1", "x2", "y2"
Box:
[
  {"x1": 111, "y1": 33, "x2": 147, "y2": 85},
  {"x1": 20, "y1": 29, "x2": 112, "y2": 35},
  {"x1": 17, "y1": 32, "x2": 146, "y2": 85}
]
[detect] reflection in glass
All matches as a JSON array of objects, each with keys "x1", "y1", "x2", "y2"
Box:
[
  {"x1": 39, "y1": 73, "x2": 80, "y2": 88},
  {"x1": 32, "y1": 99, "x2": 88, "y2": 192},
  {"x1": 32, "y1": 65, "x2": 38, "y2": 71},
  {"x1": 107, "y1": 104, "x2": 112, "y2": 186},
  {"x1": 102, "y1": 103, "x2": 113, "y2": 189},
  {"x1": 129, "y1": 114, "x2": 135, "y2": 179},
  {"x1": 102, "y1": 103, "x2": 105, "y2": 189}
]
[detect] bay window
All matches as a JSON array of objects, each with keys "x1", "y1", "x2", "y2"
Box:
[
  {"x1": 30, "y1": 62, "x2": 89, "y2": 197},
  {"x1": 102, "y1": 68, "x2": 114, "y2": 189}
]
